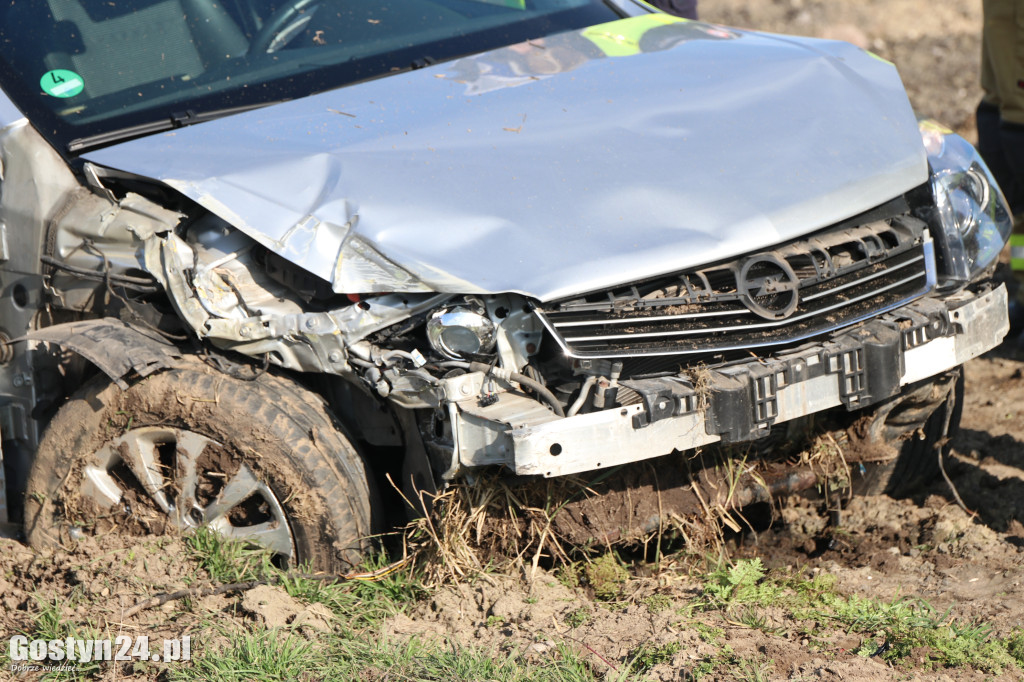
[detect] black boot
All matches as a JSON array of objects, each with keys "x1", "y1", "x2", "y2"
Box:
[
  {"x1": 978, "y1": 101, "x2": 1017, "y2": 207},
  {"x1": 998, "y1": 119, "x2": 1024, "y2": 214}
]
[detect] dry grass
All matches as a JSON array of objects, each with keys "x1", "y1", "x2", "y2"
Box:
[
  {"x1": 399, "y1": 467, "x2": 741, "y2": 587},
  {"x1": 402, "y1": 475, "x2": 584, "y2": 585},
  {"x1": 395, "y1": 417, "x2": 863, "y2": 589}
]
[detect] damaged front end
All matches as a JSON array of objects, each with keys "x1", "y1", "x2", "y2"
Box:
[
  {"x1": 46, "y1": 124, "x2": 1006, "y2": 513},
  {"x1": 0, "y1": 7, "x2": 1010, "y2": 551}
]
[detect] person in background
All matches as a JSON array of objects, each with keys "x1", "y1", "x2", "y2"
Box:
[
  {"x1": 977, "y1": 0, "x2": 1024, "y2": 342},
  {"x1": 645, "y1": 0, "x2": 698, "y2": 21}
]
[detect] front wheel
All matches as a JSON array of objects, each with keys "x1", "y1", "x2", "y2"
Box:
[{"x1": 24, "y1": 360, "x2": 378, "y2": 572}]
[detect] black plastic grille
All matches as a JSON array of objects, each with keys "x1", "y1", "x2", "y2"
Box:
[{"x1": 537, "y1": 214, "x2": 934, "y2": 359}]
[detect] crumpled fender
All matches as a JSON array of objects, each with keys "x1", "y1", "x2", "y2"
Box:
[{"x1": 25, "y1": 318, "x2": 182, "y2": 389}]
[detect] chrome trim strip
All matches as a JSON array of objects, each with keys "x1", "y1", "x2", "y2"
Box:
[{"x1": 801, "y1": 253, "x2": 924, "y2": 302}]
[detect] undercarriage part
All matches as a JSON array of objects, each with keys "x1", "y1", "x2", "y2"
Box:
[
  {"x1": 844, "y1": 367, "x2": 963, "y2": 496},
  {"x1": 526, "y1": 372, "x2": 962, "y2": 548},
  {"x1": 843, "y1": 368, "x2": 959, "y2": 455},
  {"x1": 24, "y1": 318, "x2": 182, "y2": 389},
  {"x1": 547, "y1": 457, "x2": 820, "y2": 546}
]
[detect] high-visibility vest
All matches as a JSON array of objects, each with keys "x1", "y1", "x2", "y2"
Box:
[{"x1": 581, "y1": 13, "x2": 687, "y2": 57}]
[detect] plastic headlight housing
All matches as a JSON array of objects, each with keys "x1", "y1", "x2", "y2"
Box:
[{"x1": 919, "y1": 120, "x2": 1013, "y2": 288}]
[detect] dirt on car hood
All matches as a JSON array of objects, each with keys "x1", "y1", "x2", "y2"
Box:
[{"x1": 86, "y1": 15, "x2": 928, "y2": 302}]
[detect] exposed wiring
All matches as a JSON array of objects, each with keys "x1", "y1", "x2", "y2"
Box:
[
  {"x1": 40, "y1": 255, "x2": 161, "y2": 292},
  {"x1": 937, "y1": 370, "x2": 973, "y2": 516},
  {"x1": 57, "y1": 242, "x2": 192, "y2": 345}
]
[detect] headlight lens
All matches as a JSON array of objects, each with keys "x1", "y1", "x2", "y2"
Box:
[
  {"x1": 426, "y1": 307, "x2": 496, "y2": 359},
  {"x1": 919, "y1": 119, "x2": 1012, "y2": 287}
]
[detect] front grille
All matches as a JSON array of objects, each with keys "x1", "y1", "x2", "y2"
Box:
[{"x1": 537, "y1": 212, "x2": 935, "y2": 359}]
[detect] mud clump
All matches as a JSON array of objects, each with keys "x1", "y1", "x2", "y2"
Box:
[{"x1": 241, "y1": 585, "x2": 303, "y2": 628}]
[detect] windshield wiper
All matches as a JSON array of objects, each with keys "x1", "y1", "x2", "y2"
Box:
[{"x1": 67, "y1": 102, "x2": 279, "y2": 153}]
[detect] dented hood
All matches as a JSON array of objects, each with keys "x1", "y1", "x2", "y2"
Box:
[{"x1": 86, "y1": 16, "x2": 928, "y2": 302}]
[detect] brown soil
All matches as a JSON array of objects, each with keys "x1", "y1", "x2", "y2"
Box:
[
  {"x1": 703, "y1": 0, "x2": 984, "y2": 143},
  {"x1": 388, "y1": 345, "x2": 1024, "y2": 682},
  {"x1": 3, "y1": 2, "x2": 1022, "y2": 681}
]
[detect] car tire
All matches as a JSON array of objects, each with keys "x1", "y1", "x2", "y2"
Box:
[
  {"x1": 23, "y1": 359, "x2": 377, "y2": 572},
  {"x1": 848, "y1": 367, "x2": 963, "y2": 497}
]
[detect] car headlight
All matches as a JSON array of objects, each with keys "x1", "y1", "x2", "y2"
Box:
[
  {"x1": 426, "y1": 306, "x2": 496, "y2": 359},
  {"x1": 919, "y1": 119, "x2": 1012, "y2": 287}
]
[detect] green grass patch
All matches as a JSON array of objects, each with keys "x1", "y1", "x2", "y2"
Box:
[
  {"x1": 175, "y1": 629, "x2": 611, "y2": 682},
  {"x1": 694, "y1": 559, "x2": 1023, "y2": 674},
  {"x1": 701, "y1": 558, "x2": 781, "y2": 608},
  {"x1": 829, "y1": 599, "x2": 1017, "y2": 673},
  {"x1": 328, "y1": 637, "x2": 603, "y2": 681},
  {"x1": 186, "y1": 526, "x2": 278, "y2": 584},
  {"x1": 170, "y1": 629, "x2": 312, "y2": 682},
  {"x1": 278, "y1": 556, "x2": 424, "y2": 629},
  {"x1": 643, "y1": 593, "x2": 672, "y2": 614},
  {"x1": 565, "y1": 606, "x2": 591, "y2": 628},
  {"x1": 18, "y1": 596, "x2": 105, "y2": 680},
  {"x1": 1005, "y1": 628, "x2": 1024, "y2": 665},
  {"x1": 176, "y1": 532, "x2": 629, "y2": 681},
  {"x1": 556, "y1": 561, "x2": 582, "y2": 589},
  {"x1": 693, "y1": 622, "x2": 724, "y2": 645},
  {"x1": 627, "y1": 641, "x2": 681, "y2": 674}
]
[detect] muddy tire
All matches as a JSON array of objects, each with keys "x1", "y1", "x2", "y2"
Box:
[
  {"x1": 24, "y1": 360, "x2": 377, "y2": 572},
  {"x1": 848, "y1": 368, "x2": 963, "y2": 497}
]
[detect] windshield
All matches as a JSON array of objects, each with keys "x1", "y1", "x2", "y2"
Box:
[{"x1": 0, "y1": 0, "x2": 620, "y2": 153}]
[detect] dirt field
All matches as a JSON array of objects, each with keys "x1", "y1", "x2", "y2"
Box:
[
  {"x1": 705, "y1": 0, "x2": 985, "y2": 142},
  {"x1": 4, "y1": 2, "x2": 1024, "y2": 681}
]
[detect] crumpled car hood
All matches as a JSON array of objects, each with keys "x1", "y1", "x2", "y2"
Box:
[{"x1": 86, "y1": 16, "x2": 928, "y2": 302}]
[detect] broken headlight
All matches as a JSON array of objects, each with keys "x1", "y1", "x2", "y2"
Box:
[
  {"x1": 919, "y1": 119, "x2": 1013, "y2": 288},
  {"x1": 426, "y1": 306, "x2": 496, "y2": 359}
]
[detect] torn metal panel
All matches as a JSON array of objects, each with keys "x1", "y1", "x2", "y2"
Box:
[
  {"x1": 49, "y1": 190, "x2": 183, "y2": 310},
  {"x1": 87, "y1": 20, "x2": 927, "y2": 302},
  {"x1": 146, "y1": 223, "x2": 451, "y2": 374}
]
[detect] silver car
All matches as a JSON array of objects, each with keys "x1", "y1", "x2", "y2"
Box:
[{"x1": 0, "y1": 0, "x2": 1010, "y2": 569}]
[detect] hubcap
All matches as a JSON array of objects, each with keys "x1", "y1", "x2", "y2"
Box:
[{"x1": 79, "y1": 426, "x2": 295, "y2": 559}]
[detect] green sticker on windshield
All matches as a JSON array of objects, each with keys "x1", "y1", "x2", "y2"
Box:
[{"x1": 40, "y1": 69, "x2": 84, "y2": 98}]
